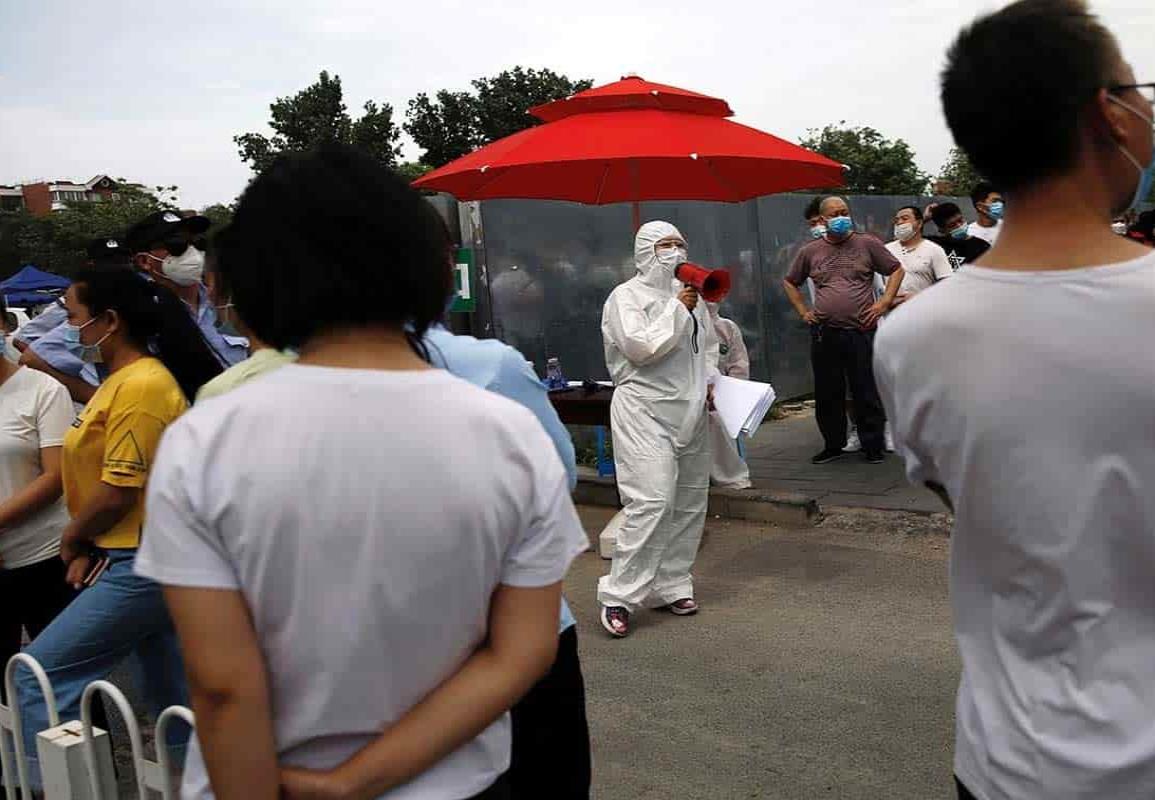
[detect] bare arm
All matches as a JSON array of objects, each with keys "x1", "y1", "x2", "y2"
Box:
[
  {"x1": 865, "y1": 268, "x2": 906, "y2": 326},
  {"x1": 0, "y1": 447, "x2": 63, "y2": 538},
  {"x1": 282, "y1": 582, "x2": 562, "y2": 800},
  {"x1": 164, "y1": 586, "x2": 279, "y2": 800},
  {"x1": 880, "y1": 268, "x2": 904, "y2": 306},
  {"x1": 782, "y1": 280, "x2": 818, "y2": 324},
  {"x1": 20, "y1": 349, "x2": 96, "y2": 404}
]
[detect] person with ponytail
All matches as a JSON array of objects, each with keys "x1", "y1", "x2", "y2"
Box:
[
  {"x1": 14, "y1": 269, "x2": 222, "y2": 790},
  {"x1": 134, "y1": 142, "x2": 586, "y2": 800}
]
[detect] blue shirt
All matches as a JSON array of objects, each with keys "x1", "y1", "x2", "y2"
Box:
[
  {"x1": 190, "y1": 285, "x2": 249, "y2": 368},
  {"x1": 27, "y1": 310, "x2": 97, "y2": 383},
  {"x1": 15, "y1": 300, "x2": 67, "y2": 346},
  {"x1": 425, "y1": 326, "x2": 579, "y2": 632}
]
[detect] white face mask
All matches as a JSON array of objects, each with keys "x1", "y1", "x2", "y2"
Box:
[
  {"x1": 894, "y1": 222, "x2": 917, "y2": 242},
  {"x1": 149, "y1": 247, "x2": 205, "y2": 287},
  {"x1": 655, "y1": 246, "x2": 688, "y2": 272}
]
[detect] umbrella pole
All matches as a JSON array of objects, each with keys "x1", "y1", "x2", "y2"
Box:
[{"x1": 632, "y1": 201, "x2": 641, "y2": 232}]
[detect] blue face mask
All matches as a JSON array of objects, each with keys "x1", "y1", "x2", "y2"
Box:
[
  {"x1": 809, "y1": 224, "x2": 827, "y2": 239},
  {"x1": 985, "y1": 201, "x2": 1005, "y2": 221},
  {"x1": 949, "y1": 225, "x2": 969, "y2": 240},
  {"x1": 62, "y1": 318, "x2": 107, "y2": 364},
  {"x1": 826, "y1": 216, "x2": 854, "y2": 237},
  {"x1": 1108, "y1": 95, "x2": 1155, "y2": 212}
]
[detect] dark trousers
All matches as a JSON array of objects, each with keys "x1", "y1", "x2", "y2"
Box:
[
  {"x1": 956, "y1": 776, "x2": 977, "y2": 799},
  {"x1": 509, "y1": 626, "x2": 592, "y2": 799},
  {"x1": 472, "y1": 773, "x2": 511, "y2": 799},
  {"x1": 0, "y1": 556, "x2": 77, "y2": 701},
  {"x1": 811, "y1": 325, "x2": 886, "y2": 454}
]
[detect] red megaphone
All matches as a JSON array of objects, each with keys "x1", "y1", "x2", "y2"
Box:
[{"x1": 675, "y1": 262, "x2": 731, "y2": 302}]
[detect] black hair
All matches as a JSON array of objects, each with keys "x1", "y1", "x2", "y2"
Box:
[
  {"x1": 216, "y1": 142, "x2": 454, "y2": 352},
  {"x1": 942, "y1": 0, "x2": 1123, "y2": 192},
  {"x1": 803, "y1": 197, "x2": 822, "y2": 221},
  {"x1": 931, "y1": 202, "x2": 964, "y2": 228},
  {"x1": 969, "y1": 181, "x2": 998, "y2": 209},
  {"x1": 206, "y1": 226, "x2": 234, "y2": 299},
  {"x1": 1134, "y1": 210, "x2": 1155, "y2": 239},
  {"x1": 72, "y1": 270, "x2": 222, "y2": 402},
  {"x1": 896, "y1": 205, "x2": 924, "y2": 224}
]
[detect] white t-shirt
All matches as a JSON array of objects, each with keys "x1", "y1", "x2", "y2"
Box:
[
  {"x1": 873, "y1": 251, "x2": 1155, "y2": 800},
  {"x1": 135, "y1": 364, "x2": 588, "y2": 800},
  {"x1": 884, "y1": 238, "x2": 954, "y2": 295},
  {"x1": 966, "y1": 219, "x2": 1002, "y2": 245},
  {"x1": 0, "y1": 367, "x2": 73, "y2": 569}
]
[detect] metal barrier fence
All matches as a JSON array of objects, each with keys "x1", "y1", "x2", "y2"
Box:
[
  {"x1": 0, "y1": 653, "x2": 193, "y2": 800},
  {"x1": 1, "y1": 653, "x2": 59, "y2": 800}
]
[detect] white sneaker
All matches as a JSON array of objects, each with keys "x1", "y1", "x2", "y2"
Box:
[
  {"x1": 884, "y1": 423, "x2": 895, "y2": 453},
  {"x1": 844, "y1": 427, "x2": 862, "y2": 452}
]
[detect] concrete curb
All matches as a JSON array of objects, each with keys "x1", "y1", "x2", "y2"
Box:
[{"x1": 575, "y1": 469, "x2": 822, "y2": 527}]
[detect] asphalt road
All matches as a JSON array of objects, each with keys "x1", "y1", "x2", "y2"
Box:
[
  {"x1": 97, "y1": 506, "x2": 957, "y2": 799},
  {"x1": 569, "y1": 506, "x2": 959, "y2": 800}
]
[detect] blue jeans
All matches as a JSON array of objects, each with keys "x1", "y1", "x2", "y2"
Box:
[{"x1": 15, "y1": 549, "x2": 188, "y2": 789}]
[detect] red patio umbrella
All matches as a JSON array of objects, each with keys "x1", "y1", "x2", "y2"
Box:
[{"x1": 414, "y1": 75, "x2": 845, "y2": 223}]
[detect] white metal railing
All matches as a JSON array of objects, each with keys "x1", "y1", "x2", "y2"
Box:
[
  {"x1": 2, "y1": 654, "x2": 194, "y2": 800},
  {"x1": 1, "y1": 653, "x2": 60, "y2": 800},
  {"x1": 81, "y1": 681, "x2": 193, "y2": 800}
]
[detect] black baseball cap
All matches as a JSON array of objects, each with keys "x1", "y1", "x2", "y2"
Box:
[
  {"x1": 86, "y1": 235, "x2": 130, "y2": 261},
  {"x1": 125, "y1": 210, "x2": 211, "y2": 253}
]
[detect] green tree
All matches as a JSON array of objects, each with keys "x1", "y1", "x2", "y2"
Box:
[
  {"x1": 200, "y1": 203, "x2": 235, "y2": 234},
  {"x1": 0, "y1": 183, "x2": 169, "y2": 277},
  {"x1": 405, "y1": 91, "x2": 480, "y2": 168},
  {"x1": 395, "y1": 162, "x2": 434, "y2": 184},
  {"x1": 405, "y1": 67, "x2": 593, "y2": 168},
  {"x1": 0, "y1": 211, "x2": 57, "y2": 278},
  {"x1": 935, "y1": 147, "x2": 984, "y2": 196},
  {"x1": 235, "y1": 71, "x2": 402, "y2": 174},
  {"x1": 799, "y1": 122, "x2": 929, "y2": 195},
  {"x1": 471, "y1": 67, "x2": 593, "y2": 143},
  {"x1": 48, "y1": 183, "x2": 168, "y2": 275}
]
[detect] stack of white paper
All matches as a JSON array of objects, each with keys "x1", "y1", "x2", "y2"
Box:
[{"x1": 712, "y1": 375, "x2": 776, "y2": 440}]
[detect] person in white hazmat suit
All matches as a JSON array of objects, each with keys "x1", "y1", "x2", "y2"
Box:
[
  {"x1": 598, "y1": 221, "x2": 718, "y2": 638},
  {"x1": 707, "y1": 303, "x2": 752, "y2": 489}
]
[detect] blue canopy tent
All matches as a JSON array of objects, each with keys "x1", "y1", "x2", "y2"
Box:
[{"x1": 1, "y1": 265, "x2": 71, "y2": 307}]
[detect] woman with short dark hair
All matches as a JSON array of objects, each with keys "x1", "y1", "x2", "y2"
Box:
[{"x1": 136, "y1": 143, "x2": 587, "y2": 800}]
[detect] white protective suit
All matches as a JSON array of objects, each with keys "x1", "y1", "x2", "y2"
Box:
[
  {"x1": 598, "y1": 221, "x2": 719, "y2": 612},
  {"x1": 707, "y1": 304, "x2": 753, "y2": 489}
]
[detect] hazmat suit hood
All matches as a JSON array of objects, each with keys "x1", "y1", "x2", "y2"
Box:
[{"x1": 634, "y1": 221, "x2": 686, "y2": 289}]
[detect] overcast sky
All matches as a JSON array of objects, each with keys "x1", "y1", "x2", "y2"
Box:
[{"x1": 2, "y1": 0, "x2": 1152, "y2": 209}]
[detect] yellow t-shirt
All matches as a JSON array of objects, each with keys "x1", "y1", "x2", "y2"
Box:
[{"x1": 63, "y1": 357, "x2": 188, "y2": 550}]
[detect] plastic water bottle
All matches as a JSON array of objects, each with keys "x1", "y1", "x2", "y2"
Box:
[{"x1": 546, "y1": 357, "x2": 567, "y2": 390}]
